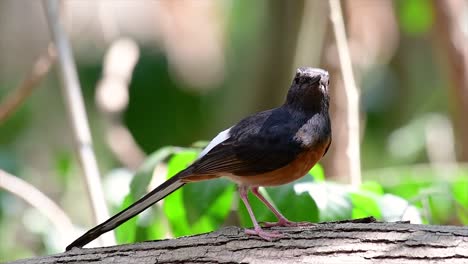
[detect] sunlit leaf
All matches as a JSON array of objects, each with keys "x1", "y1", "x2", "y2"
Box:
[
  {"x1": 163, "y1": 150, "x2": 198, "y2": 236},
  {"x1": 350, "y1": 191, "x2": 382, "y2": 219},
  {"x1": 129, "y1": 146, "x2": 176, "y2": 199},
  {"x1": 295, "y1": 182, "x2": 352, "y2": 222},
  {"x1": 136, "y1": 205, "x2": 166, "y2": 241},
  {"x1": 183, "y1": 178, "x2": 235, "y2": 228},
  {"x1": 397, "y1": 0, "x2": 434, "y2": 35},
  {"x1": 456, "y1": 206, "x2": 468, "y2": 225},
  {"x1": 453, "y1": 174, "x2": 468, "y2": 225},
  {"x1": 114, "y1": 194, "x2": 137, "y2": 244},
  {"x1": 270, "y1": 182, "x2": 319, "y2": 222},
  {"x1": 189, "y1": 183, "x2": 235, "y2": 233},
  {"x1": 360, "y1": 181, "x2": 384, "y2": 195},
  {"x1": 119, "y1": 146, "x2": 189, "y2": 242},
  {"x1": 308, "y1": 163, "x2": 325, "y2": 182},
  {"x1": 453, "y1": 175, "x2": 468, "y2": 208},
  {"x1": 385, "y1": 180, "x2": 431, "y2": 201},
  {"x1": 428, "y1": 195, "x2": 453, "y2": 224},
  {"x1": 427, "y1": 184, "x2": 454, "y2": 224}
]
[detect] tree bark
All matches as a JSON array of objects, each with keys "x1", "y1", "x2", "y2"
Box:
[{"x1": 10, "y1": 219, "x2": 468, "y2": 264}]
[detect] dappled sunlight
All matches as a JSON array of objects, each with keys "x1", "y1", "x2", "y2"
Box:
[{"x1": 0, "y1": 0, "x2": 467, "y2": 262}]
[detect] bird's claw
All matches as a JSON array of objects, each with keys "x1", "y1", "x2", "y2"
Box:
[
  {"x1": 262, "y1": 218, "x2": 313, "y2": 228},
  {"x1": 245, "y1": 227, "x2": 283, "y2": 240}
]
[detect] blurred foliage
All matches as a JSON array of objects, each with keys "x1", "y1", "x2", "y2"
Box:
[
  {"x1": 103, "y1": 147, "x2": 466, "y2": 244},
  {"x1": 1, "y1": 0, "x2": 467, "y2": 262},
  {"x1": 397, "y1": 0, "x2": 434, "y2": 35},
  {"x1": 125, "y1": 53, "x2": 215, "y2": 152}
]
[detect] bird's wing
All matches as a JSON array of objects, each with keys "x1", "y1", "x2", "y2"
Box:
[
  {"x1": 190, "y1": 108, "x2": 305, "y2": 176},
  {"x1": 192, "y1": 140, "x2": 300, "y2": 176}
]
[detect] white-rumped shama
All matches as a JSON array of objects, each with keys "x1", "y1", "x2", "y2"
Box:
[{"x1": 66, "y1": 67, "x2": 331, "y2": 250}]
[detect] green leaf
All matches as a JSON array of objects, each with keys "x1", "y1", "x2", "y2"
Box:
[
  {"x1": 385, "y1": 179, "x2": 431, "y2": 201},
  {"x1": 294, "y1": 182, "x2": 352, "y2": 222},
  {"x1": 114, "y1": 194, "x2": 138, "y2": 244},
  {"x1": 183, "y1": 179, "x2": 235, "y2": 228},
  {"x1": 135, "y1": 205, "x2": 166, "y2": 241},
  {"x1": 348, "y1": 182, "x2": 386, "y2": 220},
  {"x1": 360, "y1": 181, "x2": 384, "y2": 195},
  {"x1": 145, "y1": 148, "x2": 235, "y2": 237},
  {"x1": 427, "y1": 184, "x2": 454, "y2": 224},
  {"x1": 456, "y1": 206, "x2": 468, "y2": 225},
  {"x1": 453, "y1": 175, "x2": 468, "y2": 207},
  {"x1": 428, "y1": 195, "x2": 453, "y2": 224},
  {"x1": 163, "y1": 150, "x2": 198, "y2": 236},
  {"x1": 269, "y1": 183, "x2": 319, "y2": 222},
  {"x1": 397, "y1": 0, "x2": 434, "y2": 35},
  {"x1": 453, "y1": 175, "x2": 468, "y2": 224},
  {"x1": 113, "y1": 146, "x2": 178, "y2": 243},
  {"x1": 349, "y1": 191, "x2": 382, "y2": 219},
  {"x1": 187, "y1": 183, "x2": 235, "y2": 233},
  {"x1": 130, "y1": 146, "x2": 176, "y2": 199},
  {"x1": 308, "y1": 163, "x2": 325, "y2": 182},
  {"x1": 167, "y1": 150, "x2": 199, "y2": 178}
]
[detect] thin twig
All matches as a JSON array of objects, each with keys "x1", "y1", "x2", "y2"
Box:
[
  {"x1": 0, "y1": 45, "x2": 56, "y2": 123},
  {"x1": 42, "y1": 0, "x2": 115, "y2": 246},
  {"x1": 328, "y1": 0, "x2": 362, "y2": 186},
  {"x1": 0, "y1": 169, "x2": 74, "y2": 244}
]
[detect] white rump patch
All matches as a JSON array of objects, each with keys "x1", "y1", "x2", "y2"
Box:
[{"x1": 198, "y1": 127, "x2": 232, "y2": 158}]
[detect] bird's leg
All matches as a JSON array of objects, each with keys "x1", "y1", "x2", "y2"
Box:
[
  {"x1": 251, "y1": 187, "x2": 311, "y2": 227},
  {"x1": 238, "y1": 185, "x2": 282, "y2": 240}
]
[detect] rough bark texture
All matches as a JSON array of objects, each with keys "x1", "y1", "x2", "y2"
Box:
[{"x1": 10, "y1": 220, "x2": 468, "y2": 264}]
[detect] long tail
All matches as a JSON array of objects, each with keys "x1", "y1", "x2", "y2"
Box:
[{"x1": 66, "y1": 170, "x2": 188, "y2": 251}]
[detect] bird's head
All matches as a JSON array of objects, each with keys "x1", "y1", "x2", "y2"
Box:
[{"x1": 285, "y1": 67, "x2": 329, "y2": 112}]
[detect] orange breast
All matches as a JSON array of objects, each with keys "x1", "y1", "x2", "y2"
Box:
[{"x1": 227, "y1": 139, "x2": 330, "y2": 186}]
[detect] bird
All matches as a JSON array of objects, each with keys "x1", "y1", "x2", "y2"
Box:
[{"x1": 66, "y1": 67, "x2": 331, "y2": 250}]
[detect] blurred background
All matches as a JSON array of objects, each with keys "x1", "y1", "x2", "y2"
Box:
[{"x1": 1, "y1": 0, "x2": 467, "y2": 262}]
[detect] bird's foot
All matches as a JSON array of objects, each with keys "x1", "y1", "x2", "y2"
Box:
[
  {"x1": 262, "y1": 218, "x2": 313, "y2": 228},
  {"x1": 245, "y1": 227, "x2": 283, "y2": 240}
]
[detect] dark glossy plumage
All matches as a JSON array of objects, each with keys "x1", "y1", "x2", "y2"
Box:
[{"x1": 191, "y1": 68, "x2": 331, "y2": 177}]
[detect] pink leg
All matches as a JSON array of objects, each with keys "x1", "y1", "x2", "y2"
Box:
[
  {"x1": 238, "y1": 186, "x2": 282, "y2": 240},
  {"x1": 251, "y1": 187, "x2": 311, "y2": 227}
]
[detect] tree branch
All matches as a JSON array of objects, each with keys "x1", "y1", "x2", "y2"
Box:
[
  {"x1": 10, "y1": 220, "x2": 468, "y2": 263},
  {"x1": 0, "y1": 45, "x2": 56, "y2": 123},
  {"x1": 0, "y1": 170, "x2": 74, "y2": 244}
]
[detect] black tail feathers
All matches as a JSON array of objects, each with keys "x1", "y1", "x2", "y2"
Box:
[{"x1": 66, "y1": 171, "x2": 187, "y2": 251}]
